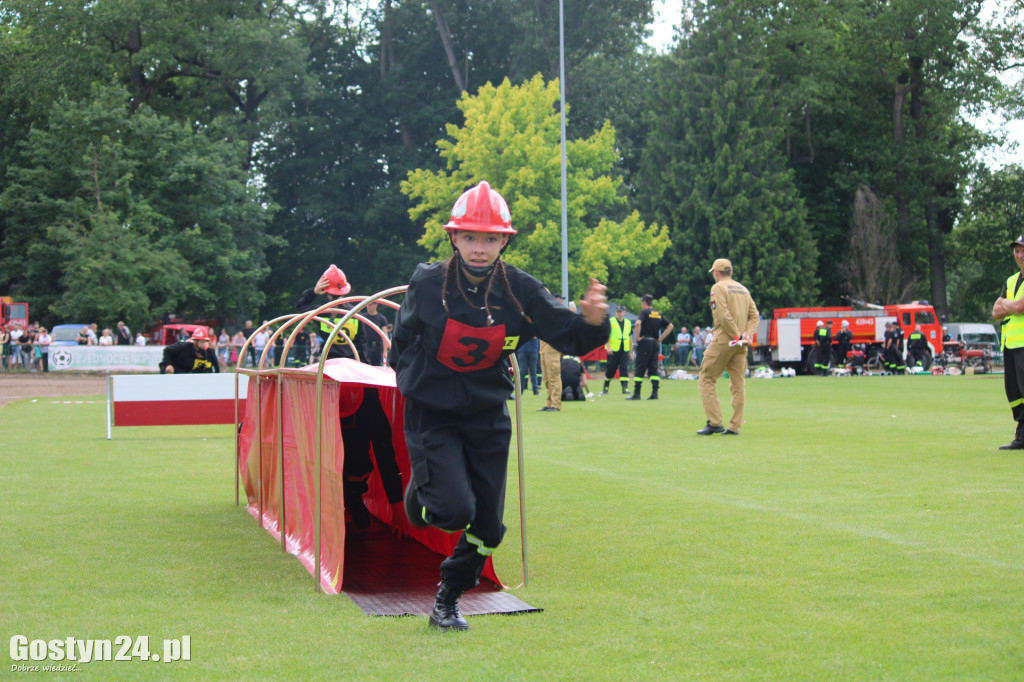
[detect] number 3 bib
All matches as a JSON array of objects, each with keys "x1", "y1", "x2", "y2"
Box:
[{"x1": 437, "y1": 319, "x2": 507, "y2": 372}]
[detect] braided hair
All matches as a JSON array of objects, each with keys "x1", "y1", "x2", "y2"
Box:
[{"x1": 441, "y1": 253, "x2": 525, "y2": 326}]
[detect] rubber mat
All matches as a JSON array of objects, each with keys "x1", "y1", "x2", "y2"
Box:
[{"x1": 341, "y1": 522, "x2": 541, "y2": 617}]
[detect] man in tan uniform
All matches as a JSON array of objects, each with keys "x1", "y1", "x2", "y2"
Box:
[{"x1": 697, "y1": 258, "x2": 759, "y2": 435}]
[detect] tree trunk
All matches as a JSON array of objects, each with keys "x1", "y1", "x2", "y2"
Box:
[
  {"x1": 927, "y1": 198, "x2": 949, "y2": 319},
  {"x1": 427, "y1": 0, "x2": 466, "y2": 93}
]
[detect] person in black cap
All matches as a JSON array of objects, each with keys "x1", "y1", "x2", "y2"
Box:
[
  {"x1": 628, "y1": 294, "x2": 673, "y2": 400},
  {"x1": 992, "y1": 234, "x2": 1024, "y2": 449}
]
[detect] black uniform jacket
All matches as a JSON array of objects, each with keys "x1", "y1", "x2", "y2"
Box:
[
  {"x1": 391, "y1": 261, "x2": 609, "y2": 414},
  {"x1": 295, "y1": 287, "x2": 366, "y2": 361},
  {"x1": 160, "y1": 342, "x2": 219, "y2": 374}
]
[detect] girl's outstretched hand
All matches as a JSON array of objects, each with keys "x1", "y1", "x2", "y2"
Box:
[{"x1": 579, "y1": 278, "x2": 609, "y2": 326}]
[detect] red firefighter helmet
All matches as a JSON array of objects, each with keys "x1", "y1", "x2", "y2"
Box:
[
  {"x1": 322, "y1": 264, "x2": 352, "y2": 296},
  {"x1": 190, "y1": 327, "x2": 211, "y2": 342},
  {"x1": 443, "y1": 181, "x2": 515, "y2": 234}
]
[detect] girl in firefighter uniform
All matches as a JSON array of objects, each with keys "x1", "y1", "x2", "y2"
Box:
[{"x1": 391, "y1": 181, "x2": 609, "y2": 631}]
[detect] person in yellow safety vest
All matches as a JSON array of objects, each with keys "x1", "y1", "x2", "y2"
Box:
[
  {"x1": 813, "y1": 320, "x2": 831, "y2": 375},
  {"x1": 599, "y1": 306, "x2": 633, "y2": 395},
  {"x1": 992, "y1": 234, "x2": 1024, "y2": 449}
]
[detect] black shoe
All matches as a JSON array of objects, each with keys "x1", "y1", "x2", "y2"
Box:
[
  {"x1": 429, "y1": 582, "x2": 469, "y2": 631},
  {"x1": 403, "y1": 473, "x2": 429, "y2": 528},
  {"x1": 537, "y1": 406, "x2": 559, "y2": 412},
  {"x1": 697, "y1": 422, "x2": 726, "y2": 435},
  {"x1": 723, "y1": 429, "x2": 740, "y2": 435},
  {"x1": 348, "y1": 498, "x2": 371, "y2": 529},
  {"x1": 999, "y1": 423, "x2": 1024, "y2": 450},
  {"x1": 345, "y1": 480, "x2": 372, "y2": 530}
]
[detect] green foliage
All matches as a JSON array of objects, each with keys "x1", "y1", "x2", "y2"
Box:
[
  {"x1": 948, "y1": 165, "x2": 1024, "y2": 320},
  {"x1": 0, "y1": 84, "x2": 277, "y2": 330},
  {"x1": 641, "y1": 4, "x2": 818, "y2": 323},
  {"x1": 402, "y1": 75, "x2": 669, "y2": 300}
]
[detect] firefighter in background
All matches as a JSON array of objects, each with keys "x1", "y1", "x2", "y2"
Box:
[
  {"x1": 296, "y1": 265, "x2": 397, "y2": 529},
  {"x1": 360, "y1": 300, "x2": 390, "y2": 366},
  {"x1": 337, "y1": 384, "x2": 403, "y2": 530},
  {"x1": 392, "y1": 181, "x2": 609, "y2": 631},
  {"x1": 835, "y1": 320, "x2": 853, "y2": 364},
  {"x1": 992, "y1": 234, "x2": 1024, "y2": 449},
  {"x1": 628, "y1": 294, "x2": 673, "y2": 400},
  {"x1": 159, "y1": 327, "x2": 218, "y2": 374},
  {"x1": 295, "y1": 264, "x2": 365, "y2": 361},
  {"x1": 893, "y1": 321, "x2": 907, "y2": 373},
  {"x1": 600, "y1": 305, "x2": 632, "y2": 395},
  {"x1": 907, "y1": 324, "x2": 929, "y2": 368},
  {"x1": 883, "y1": 322, "x2": 899, "y2": 373},
  {"x1": 812, "y1": 320, "x2": 831, "y2": 375}
]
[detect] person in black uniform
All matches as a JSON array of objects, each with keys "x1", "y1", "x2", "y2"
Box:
[
  {"x1": 295, "y1": 265, "x2": 366, "y2": 361},
  {"x1": 627, "y1": 294, "x2": 673, "y2": 400},
  {"x1": 392, "y1": 181, "x2": 609, "y2": 631},
  {"x1": 360, "y1": 300, "x2": 391, "y2": 366},
  {"x1": 296, "y1": 265, "x2": 398, "y2": 529},
  {"x1": 159, "y1": 327, "x2": 219, "y2": 374},
  {"x1": 907, "y1": 324, "x2": 928, "y2": 368},
  {"x1": 812, "y1": 320, "x2": 832, "y2": 375},
  {"x1": 893, "y1": 322, "x2": 907, "y2": 373},
  {"x1": 560, "y1": 355, "x2": 586, "y2": 401},
  {"x1": 883, "y1": 322, "x2": 899, "y2": 373},
  {"x1": 835, "y1": 320, "x2": 853, "y2": 364}
]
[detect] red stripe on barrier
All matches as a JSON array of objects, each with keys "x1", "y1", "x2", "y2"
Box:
[{"x1": 114, "y1": 398, "x2": 245, "y2": 426}]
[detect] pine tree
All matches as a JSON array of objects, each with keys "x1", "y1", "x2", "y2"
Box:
[{"x1": 641, "y1": 1, "x2": 818, "y2": 319}]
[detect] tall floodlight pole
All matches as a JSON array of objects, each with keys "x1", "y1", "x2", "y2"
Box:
[{"x1": 559, "y1": 0, "x2": 569, "y2": 301}]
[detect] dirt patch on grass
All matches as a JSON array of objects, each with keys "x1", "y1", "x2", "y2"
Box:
[{"x1": 0, "y1": 372, "x2": 109, "y2": 409}]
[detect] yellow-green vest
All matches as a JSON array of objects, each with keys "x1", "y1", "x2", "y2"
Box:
[
  {"x1": 321, "y1": 316, "x2": 359, "y2": 347},
  {"x1": 608, "y1": 317, "x2": 632, "y2": 352},
  {"x1": 1003, "y1": 273, "x2": 1024, "y2": 350}
]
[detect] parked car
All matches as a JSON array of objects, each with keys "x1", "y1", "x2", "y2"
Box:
[{"x1": 50, "y1": 324, "x2": 90, "y2": 346}]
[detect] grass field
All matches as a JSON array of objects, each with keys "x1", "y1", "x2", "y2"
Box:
[{"x1": 2, "y1": 373, "x2": 1023, "y2": 680}]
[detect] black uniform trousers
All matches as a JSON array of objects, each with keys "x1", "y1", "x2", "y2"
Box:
[
  {"x1": 340, "y1": 388, "x2": 403, "y2": 503},
  {"x1": 403, "y1": 400, "x2": 511, "y2": 592},
  {"x1": 1004, "y1": 346, "x2": 1024, "y2": 423},
  {"x1": 633, "y1": 337, "x2": 660, "y2": 381},
  {"x1": 604, "y1": 349, "x2": 630, "y2": 382}
]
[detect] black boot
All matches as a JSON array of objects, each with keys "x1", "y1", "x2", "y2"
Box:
[
  {"x1": 625, "y1": 382, "x2": 642, "y2": 400},
  {"x1": 429, "y1": 582, "x2": 469, "y2": 631},
  {"x1": 344, "y1": 479, "x2": 371, "y2": 530},
  {"x1": 998, "y1": 422, "x2": 1024, "y2": 450},
  {"x1": 621, "y1": 381, "x2": 630, "y2": 394},
  {"x1": 647, "y1": 383, "x2": 659, "y2": 400}
]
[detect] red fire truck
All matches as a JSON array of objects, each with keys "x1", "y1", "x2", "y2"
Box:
[
  {"x1": 754, "y1": 298, "x2": 944, "y2": 373},
  {"x1": 0, "y1": 296, "x2": 29, "y2": 329}
]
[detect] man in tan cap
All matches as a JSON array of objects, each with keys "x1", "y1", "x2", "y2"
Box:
[{"x1": 697, "y1": 258, "x2": 759, "y2": 435}]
